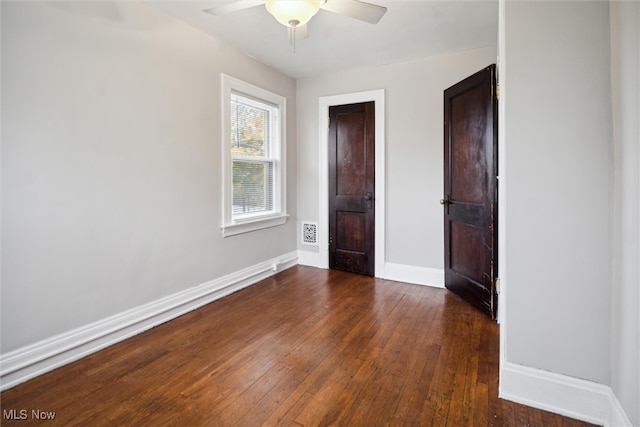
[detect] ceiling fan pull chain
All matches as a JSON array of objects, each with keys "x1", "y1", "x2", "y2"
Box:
[{"x1": 288, "y1": 25, "x2": 296, "y2": 53}]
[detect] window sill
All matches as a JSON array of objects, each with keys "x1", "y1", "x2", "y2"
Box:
[{"x1": 221, "y1": 214, "x2": 289, "y2": 237}]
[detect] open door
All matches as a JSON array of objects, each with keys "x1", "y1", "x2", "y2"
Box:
[
  {"x1": 443, "y1": 65, "x2": 498, "y2": 319},
  {"x1": 328, "y1": 102, "x2": 375, "y2": 276}
]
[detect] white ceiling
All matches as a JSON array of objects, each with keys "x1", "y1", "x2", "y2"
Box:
[{"x1": 150, "y1": 0, "x2": 498, "y2": 79}]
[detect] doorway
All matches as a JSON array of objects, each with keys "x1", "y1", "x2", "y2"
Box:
[
  {"x1": 318, "y1": 90, "x2": 386, "y2": 277},
  {"x1": 328, "y1": 102, "x2": 375, "y2": 275}
]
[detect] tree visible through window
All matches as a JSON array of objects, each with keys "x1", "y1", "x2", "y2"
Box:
[
  {"x1": 220, "y1": 74, "x2": 287, "y2": 236},
  {"x1": 230, "y1": 94, "x2": 275, "y2": 216}
]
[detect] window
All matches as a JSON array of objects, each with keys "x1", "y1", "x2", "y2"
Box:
[{"x1": 221, "y1": 75, "x2": 287, "y2": 236}]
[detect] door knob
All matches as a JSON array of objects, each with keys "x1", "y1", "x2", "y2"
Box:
[
  {"x1": 440, "y1": 199, "x2": 445, "y2": 205},
  {"x1": 440, "y1": 197, "x2": 450, "y2": 205}
]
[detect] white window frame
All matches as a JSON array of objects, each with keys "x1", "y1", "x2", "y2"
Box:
[{"x1": 221, "y1": 74, "x2": 288, "y2": 237}]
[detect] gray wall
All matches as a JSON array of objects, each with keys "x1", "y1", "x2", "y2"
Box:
[
  {"x1": 610, "y1": 1, "x2": 640, "y2": 424},
  {"x1": 503, "y1": 4, "x2": 640, "y2": 420},
  {"x1": 503, "y1": 0, "x2": 613, "y2": 386},
  {"x1": 1, "y1": 1, "x2": 297, "y2": 352},
  {"x1": 296, "y1": 47, "x2": 497, "y2": 269}
]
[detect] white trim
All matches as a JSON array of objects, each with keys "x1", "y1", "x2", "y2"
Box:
[
  {"x1": 500, "y1": 362, "x2": 633, "y2": 427},
  {"x1": 0, "y1": 251, "x2": 299, "y2": 391},
  {"x1": 383, "y1": 263, "x2": 444, "y2": 288},
  {"x1": 297, "y1": 250, "x2": 321, "y2": 267},
  {"x1": 220, "y1": 74, "x2": 288, "y2": 236},
  {"x1": 609, "y1": 391, "x2": 635, "y2": 427},
  {"x1": 221, "y1": 214, "x2": 289, "y2": 237},
  {"x1": 318, "y1": 90, "x2": 386, "y2": 277},
  {"x1": 497, "y1": 0, "x2": 508, "y2": 365}
]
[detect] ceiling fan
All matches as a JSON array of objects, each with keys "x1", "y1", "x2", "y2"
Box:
[{"x1": 203, "y1": 0, "x2": 387, "y2": 42}]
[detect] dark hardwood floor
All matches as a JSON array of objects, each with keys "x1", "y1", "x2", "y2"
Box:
[{"x1": 1, "y1": 266, "x2": 597, "y2": 426}]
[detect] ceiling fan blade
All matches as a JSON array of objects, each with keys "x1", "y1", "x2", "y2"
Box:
[
  {"x1": 288, "y1": 24, "x2": 309, "y2": 41},
  {"x1": 321, "y1": 0, "x2": 387, "y2": 24},
  {"x1": 203, "y1": 0, "x2": 265, "y2": 16}
]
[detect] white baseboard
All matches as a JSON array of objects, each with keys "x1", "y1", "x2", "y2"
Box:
[
  {"x1": 0, "y1": 251, "x2": 299, "y2": 392},
  {"x1": 296, "y1": 253, "x2": 444, "y2": 290},
  {"x1": 499, "y1": 361, "x2": 633, "y2": 427},
  {"x1": 297, "y1": 249, "x2": 322, "y2": 268},
  {"x1": 383, "y1": 262, "x2": 444, "y2": 288}
]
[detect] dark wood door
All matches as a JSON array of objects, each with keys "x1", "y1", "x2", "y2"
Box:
[
  {"x1": 329, "y1": 102, "x2": 375, "y2": 276},
  {"x1": 443, "y1": 65, "x2": 498, "y2": 318}
]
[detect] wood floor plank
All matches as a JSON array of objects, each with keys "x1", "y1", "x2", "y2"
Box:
[{"x1": 1, "y1": 266, "x2": 599, "y2": 427}]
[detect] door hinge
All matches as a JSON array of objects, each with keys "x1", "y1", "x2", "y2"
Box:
[
  {"x1": 328, "y1": 116, "x2": 331, "y2": 129},
  {"x1": 494, "y1": 277, "x2": 501, "y2": 294},
  {"x1": 496, "y1": 83, "x2": 500, "y2": 100}
]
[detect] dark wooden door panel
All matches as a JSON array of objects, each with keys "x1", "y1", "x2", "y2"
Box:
[
  {"x1": 444, "y1": 65, "x2": 498, "y2": 318},
  {"x1": 336, "y1": 212, "x2": 365, "y2": 251},
  {"x1": 451, "y1": 222, "x2": 485, "y2": 281},
  {"x1": 337, "y1": 111, "x2": 366, "y2": 195},
  {"x1": 329, "y1": 102, "x2": 375, "y2": 276},
  {"x1": 451, "y1": 86, "x2": 488, "y2": 204}
]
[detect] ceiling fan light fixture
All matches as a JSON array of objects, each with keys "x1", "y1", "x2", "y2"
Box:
[{"x1": 265, "y1": 0, "x2": 324, "y2": 27}]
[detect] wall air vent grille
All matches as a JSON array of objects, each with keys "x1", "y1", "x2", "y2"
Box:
[{"x1": 302, "y1": 222, "x2": 318, "y2": 245}]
